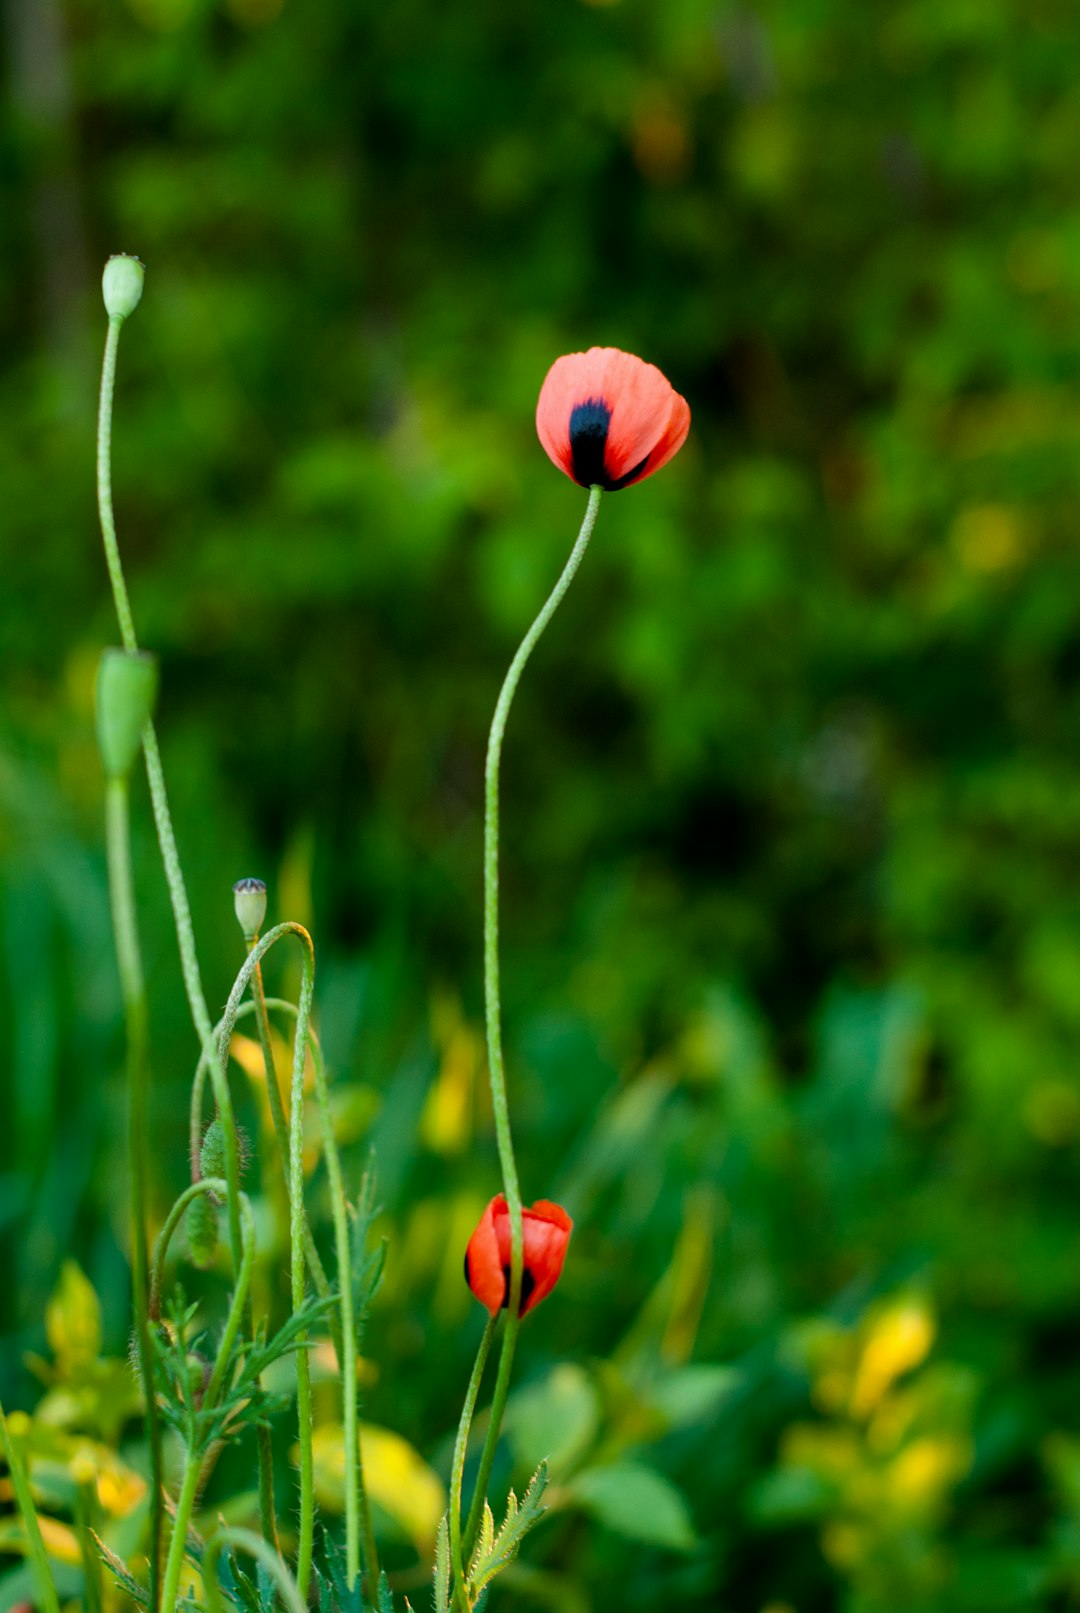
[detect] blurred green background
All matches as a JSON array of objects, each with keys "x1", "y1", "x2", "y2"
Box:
[{"x1": 6, "y1": 0, "x2": 1080, "y2": 1608}]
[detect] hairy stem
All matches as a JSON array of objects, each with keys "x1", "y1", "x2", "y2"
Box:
[
  {"x1": 95, "y1": 294, "x2": 278, "y2": 1555},
  {"x1": 218, "y1": 922, "x2": 378, "y2": 1590},
  {"x1": 104, "y1": 777, "x2": 162, "y2": 1608},
  {"x1": 472, "y1": 483, "x2": 602, "y2": 1530},
  {"x1": 158, "y1": 1449, "x2": 203, "y2": 1613},
  {"x1": 449, "y1": 1315, "x2": 497, "y2": 1610}
]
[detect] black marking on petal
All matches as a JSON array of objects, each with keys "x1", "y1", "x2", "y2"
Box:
[
  {"x1": 569, "y1": 398, "x2": 614, "y2": 489},
  {"x1": 501, "y1": 1264, "x2": 537, "y2": 1314},
  {"x1": 609, "y1": 452, "x2": 651, "y2": 490}
]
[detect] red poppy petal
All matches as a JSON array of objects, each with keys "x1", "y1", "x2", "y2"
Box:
[
  {"x1": 536, "y1": 348, "x2": 689, "y2": 490},
  {"x1": 617, "y1": 389, "x2": 692, "y2": 489},
  {"x1": 536, "y1": 352, "x2": 597, "y2": 481},
  {"x1": 465, "y1": 1195, "x2": 509, "y2": 1315},
  {"x1": 520, "y1": 1201, "x2": 573, "y2": 1314},
  {"x1": 596, "y1": 351, "x2": 685, "y2": 483}
]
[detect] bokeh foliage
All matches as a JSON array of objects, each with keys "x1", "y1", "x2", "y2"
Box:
[{"x1": 5, "y1": 0, "x2": 1080, "y2": 1608}]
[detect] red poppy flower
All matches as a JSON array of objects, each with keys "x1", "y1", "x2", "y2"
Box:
[
  {"x1": 536, "y1": 347, "x2": 690, "y2": 491},
  {"x1": 464, "y1": 1194, "x2": 573, "y2": 1317}
]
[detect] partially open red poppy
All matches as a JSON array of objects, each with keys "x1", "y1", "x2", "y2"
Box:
[
  {"x1": 536, "y1": 347, "x2": 690, "y2": 491},
  {"x1": 464, "y1": 1195, "x2": 573, "y2": 1317}
]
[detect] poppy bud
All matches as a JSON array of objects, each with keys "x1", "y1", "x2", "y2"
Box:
[
  {"x1": 464, "y1": 1194, "x2": 572, "y2": 1317},
  {"x1": 102, "y1": 254, "x2": 145, "y2": 321},
  {"x1": 536, "y1": 347, "x2": 690, "y2": 491},
  {"x1": 95, "y1": 648, "x2": 158, "y2": 780},
  {"x1": 200, "y1": 1118, "x2": 228, "y2": 1182},
  {"x1": 232, "y1": 876, "x2": 267, "y2": 940},
  {"x1": 185, "y1": 1193, "x2": 218, "y2": 1270}
]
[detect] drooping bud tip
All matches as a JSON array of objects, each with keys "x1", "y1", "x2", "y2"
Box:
[
  {"x1": 232, "y1": 877, "x2": 267, "y2": 939},
  {"x1": 95, "y1": 648, "x2": 158, "y2": 780},
  {"x1": 102, "y1": 255, "x2": 145, "y2": 321}
]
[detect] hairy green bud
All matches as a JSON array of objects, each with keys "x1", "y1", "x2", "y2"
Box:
[{"x1": 185, "y1": 1194, "x2": 218, "y2": 1270}]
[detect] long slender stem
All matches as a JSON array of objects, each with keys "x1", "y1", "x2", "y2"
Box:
[
  {"x1": 483, "y1": 483, "x2": 602, "y2": 1223},
  {"x1": 244, "y1": 962, "x2": 338, "y2": 1335},
  {"x1": 155, "y1": 1182, "x2": 257, "y2": 1613},
  {"x1": 104, "y1": 777, "x2": 163, "y2": 1609},
  {"x1": 0, "y1": 1404, "x2": 62, "y2": 1613},
  {"x1": 288, "y1": 931, "x2": 317, "y2": 1598},
  {"x1": 97, "y1": 317, "x2": 137, "y2": 655},
  {"x1": 96, "y1": 297, "x2": 278, "y2": 1555},
  {"x1": 462, "y1": 1309, "x2": 520, "y2": 1557},
  {"x1": 470, "y1": 484, "x2": 603, "y2": 1535},
  {"x1": 217, "y1": 922, "x2": 378, "y2": 1591},
  {"x1": 449, "y1": 1315, "x2": 497, "y2": 1610},
  {"x1": 158, "y1": 1450, "x2": 203, "y2": 1613}
]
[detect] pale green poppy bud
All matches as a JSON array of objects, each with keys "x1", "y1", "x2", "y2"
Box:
[
  {"x1": 95, "y1": 648, "x2": 158, "y2": 780},
  {"x1": 233, "y1": 877, "x2": 267, "y2": 940},
  {"x1": 185, "y1": 1193, "x2": 218, "y2": 1270},
  {"x1": 102, "y1": 255, "x2": 145, "y2": 321}
]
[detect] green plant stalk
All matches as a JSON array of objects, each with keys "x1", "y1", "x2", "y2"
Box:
[
  {"x1": 189, "y1": 996, "x2": 341, "y2": 1363},
  {"x1": 469, "y1": 483, "x2": 603, "y2": 1538},
  {"x1": 158, "y1": 1450, "x2": 203, "y2": 1613},
  {"x1": 310, "y1": 1061, "x2": 377, "y2": 1592},
  {"x1": 104, "y1": 776, "x2": 163, "y2": 1609},
  {"x1": 202, "y1": 1527, "x2": 307, "y2": 1613},
  {"x1": 96, "y1": 304, "x2": 278, "y2": 1554},
  {"x1": 97, "y1": 318, "x2": 138, "y2": 655},
  {"x1": 243, "y1": 961, "x2": 341, "y2": 1354},
  {"x1": 150, "y1": 1176, "x2": 230, "y2": 1317},
  {"x1": 461, "y1": 1308, "x2": 521, "y2": 1557},
  {"x1": 449, "y1": 1314, "x2": 497, "y2": 1611},
  {"x1": 218, "y1": 923, "x2": 378, "y2": 1591},
  {"x1": 155, "y1": 1183, "x2": 257, "y2": 1613},
  {"x1": 0, "y1": 1404, "x2": 62, "y2": 1613},
  {"x1": 288, "y1": 931, "x2": 317, "y2": 1597}
]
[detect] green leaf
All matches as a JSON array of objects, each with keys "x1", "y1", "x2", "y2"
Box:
[{"x1": 568, "y1": 1463, "x2": 697, "y2": 1552}]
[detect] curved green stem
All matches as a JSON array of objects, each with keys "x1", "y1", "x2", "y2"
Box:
[
  {"x1": 217, "y1": 922, "x2": 377, "y2": 1591},
  {"x1": 104, "y1": 777, "x2": 163, "y2": 1608},
  {"x1": 96, "y1": 294, "x2": 277, "y2": 1555},
  {"x1": 149, "y1": 1180, "x2": 256, "y2": 1408},
  {"x1": 150, "y1": 1176, "x2": 229, "y2": 1319},
  {"x1": 202, "y1": 1527, "x2": 307, "y2": 1613},
  {"x1": 155, "y1": 1182, "x2": 258, "y2": 1613},
  {"x1": 97, "y1": 318, "x2": 137, "y2": 655},
  {"x1": 471, "y1": 484, "x2": 602, "y2": 1540},
  {"x1": 449, "y1": 1315, "x2": 497, "y2": 1610}
]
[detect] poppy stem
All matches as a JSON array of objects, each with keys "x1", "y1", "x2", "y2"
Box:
[
  {"x1": 483, "y1": 482, "x2": 602, "y2": 1218},
  {"x1": 103, "y1": 775, "x2": 163, "y2": 1611},
  {"x1": 462, "y1": 1307, "x2": 521, "y2": 1558},
  {"x1": 449, "y1": 1314, "x2": 498, "y2": 1607},
  {"x1": 474, "y1": 482, "x2": 602, "y2": 1538},
  {"x1": 96, "y1": 284, "x2": 279, "y2": 1562}
]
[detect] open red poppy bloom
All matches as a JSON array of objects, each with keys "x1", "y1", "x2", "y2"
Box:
[
  {"x1": 464, "y1": 1194, "x2": 573, "y2": 1317},
  {"x1": 536, "y1": 347, "x2": 690, "y2": 491}
]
